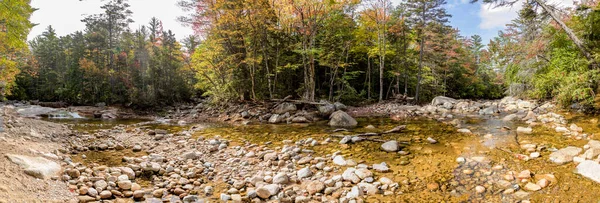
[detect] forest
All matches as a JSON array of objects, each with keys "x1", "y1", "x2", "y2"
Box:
[{"x1": 1, "y1": 0, "x2": 600, "y2": 108}]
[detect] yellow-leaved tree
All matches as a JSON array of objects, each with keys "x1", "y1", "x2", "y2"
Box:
[{"x1": 0, "y1": 0, "x2": 34, "y2": 99}]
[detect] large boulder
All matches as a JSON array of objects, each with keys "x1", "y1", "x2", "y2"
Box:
[
  {"x1": 318, "y1": 103, "x2": 336, "y2": 116},
  {"x1": 576, "y1": 160, "x2": 600, "y2": 183},
  {"x1": 6, "y1": 154, "x2": 61, "y2": 179},
  {"x1": 549, "y1": 146, "x2": 582, "y2": 164},
  {"x1": 334, "y1": 102, "x2": 347, "y2": 111},
  {"x1": 328, "y1": 110, "x2": 357, "y2": 127},
  {"x1": 431, "y1": 96, "x2": 457, "y2": 106},
  {"x1": 273, "y1": 102, "x2": 296, "y2": 114}
]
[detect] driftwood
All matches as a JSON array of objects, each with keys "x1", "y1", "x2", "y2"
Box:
[
  {"x1": 330, "y1": 134, "x2": 387, "y2": 143},
  {"x1": 334, "y1": 125, "x2": 406, "y2": 138},
  {"x1": 330, "y1": 125, "x2": 407, "y2": 143},
  {"x1": 271, "y1": 95, "x2": 326, "y2": 106}
]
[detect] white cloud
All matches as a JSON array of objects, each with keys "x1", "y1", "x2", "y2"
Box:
[
  {"x1": 28, "y1": 0, "x2": 193, "y2": 41},
  {"x1": 478, "y1": 0, "x2": 576, "y2": 30},
  {"x1": 478, "y1": 2, "x2": 521, "y2": 29}
]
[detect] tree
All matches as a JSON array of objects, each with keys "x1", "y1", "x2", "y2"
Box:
[
  {"x1": 365, "y1": 0, "x2": 392, "y2": 102},
  {"x1": 473, "y1": 0, "x2": 594, "y2": 64},
  {"x1": 404, "y1": 0, "x2": 450, "y2": 102},
  {"x1": 0, "y1": 0, "x2": 34, "y2": 99}
]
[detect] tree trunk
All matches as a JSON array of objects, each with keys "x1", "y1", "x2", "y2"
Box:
[
  {"x1": 534, "y1": 0, "x2": 593, "y2": 62},
  {"x1": 367, "y1": 55, "x2": 371, "y2": 100}
]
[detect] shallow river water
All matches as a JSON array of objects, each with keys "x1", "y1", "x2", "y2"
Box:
[{"x1": 54, "y1": 112, "x2": 600, "y2": 202}]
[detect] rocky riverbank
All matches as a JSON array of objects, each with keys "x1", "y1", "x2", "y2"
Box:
[{"x1": 2, "y1": 96, "x2": 600, "y2": 202}]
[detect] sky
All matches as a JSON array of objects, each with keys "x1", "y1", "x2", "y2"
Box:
[{"x1": 28, "y1": 0, "x2": 575, "y2": 44}]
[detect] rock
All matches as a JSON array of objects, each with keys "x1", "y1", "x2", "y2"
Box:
[
  {"x1": 549, "y1": 146, "x2": 582, "y2": 164},
  {"x1": 274, "y1": 102, "x2": 297, "y2": 114},
  {"x1": 475, "y1": 186, "x2": 486, "y2": 194},
  {"x1": 152, "y1": 189, "x2": 165, "y2": 198},
  {"x1": 77, "y1": 196, "x2": 96, "y2": 202},
  {"x1": 354, "y1": 168, "x2": 373, "y2": 179},
  {"x1": 503, "y1": 114, "x2": 518, "y2": 121},
  {"x1": 588, "y1": 140, "x2": 600, "y2": 149},
  {"x1": 318, "y1": 103, "x2": 336, "y2": 116},
  {"x1": 328, "y1": 110, "x2": 357, "y2": 127},
  {"x1": 297, "y1": 167, "x2": 312, "y2": 179},
  {"x1": 5, "y1": 154, "x2": 61, "y2": 179},
  {"x1": 570, "y1": 124, "x2": 583, "y2": 132},
  {"x1": 496, "y1": 180, "x2": 512, "y2": 189},
  {"x1": 273, "y1": 173, "x2": 289, "y2": 184},
  {"x1": 555, "y1": 126, "x2": 569, "y2": 133},
  {"x1": 131, "y1": 183, "x2": 141, "y2": 191},
  {"x1": 268, "y1": 114, "x2": 283, "y2": 124},
  {"x1": 517, "y1": 170, "x2": 531, "y2": 179},
  {"x1": 334, "y1": 102, "x2": 347, "y2": 110},
  {"x1": 373, "y1": 162, "x2": 390, "y2": 172},
  {"x1": 133, "y1": 190, "x2": 145, "y2": 199},
  {"x1": 255, "y1": 187, "x2": 271, "y2": 199},
  {"x1": 381, "y1": 141, "x2": 399, "y2": 152},
  {"x1": 231, "y1": 194, "x2": 242, "y2": 202},
  {"x1": 537, "y1": 179, "x2": 549, "y2": 188},
  {"x1": 576, "y1": 160, "x2": 600, "y2": 183},
  {"x1": 524, "y1": 182, "x2": 541, "y2": 191},
  {"x1": 513, "y1": 191, "x2": 530, "y2": 200},
  {"x1": 431, "y1": 96, "x2": 457, "y2": 106},
  {"x1": 94, "y1": 180, "x2": 108, "y2": 190},
  {"x1": 342, "y1": 168, "x2": 361, "y2": 183},
  {"x1": 182, "y1": 195, "x2": 199, "y2": 203},
  {"x1": 118, "y1": 180, "x2": 132, "y2": 190},
  {"x1": 306, "y1": 181, "x2": 325, "y2": 194},
  {"x1": 346, "y1": 186, "x2": 363, "y2": 199},
  {"x1": 530, "y1": 152, "x2": 540, "y2": 158},
  {"x1": 173, "y1": 188, "x2": 185, "y2": 195},
  {"x1": 358, "y1": 183, "x2": 378, "y2": 195},
  {"x1": 220, "y1": 194, "x2": 231, "y2": 201},
  {"x1": 87, "y1": 187, "x2": 98, "y2": 197},
  {"x1": 291, "y1": 116, "x2": 309, "y2": 123},
  {"x1": 583, "y1": 148, "x2": 600, "y2": 159},
  {"x1": 333, "y1": 155, "x2": 346, "y2": 166},
  {"x1": 339, "y1": 136, "x2": 351, "y2": 144},
  {"x1": 517, "y1": 127, "x2": 533, "y2": 134},
  {"x1": 182, "y1": 151, "x2": 199, "y2": 160},
  {"x1": 119, "y1": 167, "x2": 135, "y2": 180},
  {"x1": 426, "y1": 137, "x2": 437, "y2": 144},
  {"x1": 456, "y1": 157, "x2": 466, "y2": 164},
  {"x1": 204, "y1": 186, "x2": 214, "y2": 195},
  {"x1": 66, "y1": 169, "x2": 80, "y2": 178},
  {"x1": 263, "y1": 184, "x2": 280, "y2": 196},
  {"x1": 99, "y1": 190, "x2": 112, "y2": 199},
  {"x1": 426, "y1": 183, "x2": 439, "y2": 191},
  {"x1": 457, "y1": 128, "x2": 471, "y2": 134},
  {"x1": 132, "y1": 145, "x2": 142, "y2": 152},
  {"x1": 479, "y1": 106, "x2": 498, "y2": 115}
]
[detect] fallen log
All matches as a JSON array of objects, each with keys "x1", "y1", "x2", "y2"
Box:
[
  {"x1": 332, "y1": 125, "x2": 406, "y2": 137},
  {"x1": 270, "y1": 98, "x2": 326, "y2": 105},
  {"x1": 330, "y1": 134, "x2": 387, "y2": 143}
]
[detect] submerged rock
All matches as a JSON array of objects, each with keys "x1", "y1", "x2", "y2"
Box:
[
  {"x1": 576, "y1": 160, "x2": 600, "y2": 183},
  {"x1": 516, "y1": 127, "x2": 533, "y2": 134},
  {"x1": 328, "y1": 110, "x2": 357, "y2": 127},
  {"x1": 549, "y1": 146, "x2": 582, "y2": 164},
  {"x1": 381, "y1": 141, "x2": 399, "y2": 152}
]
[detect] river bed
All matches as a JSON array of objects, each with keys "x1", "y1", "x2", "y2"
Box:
[{"x1": 48, "y1": 110, "x2": 600, "y2": 202}]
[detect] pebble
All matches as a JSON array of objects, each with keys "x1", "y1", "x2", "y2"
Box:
[{"x1": 475, "y1": 185, "x2": 486, "y2": 194}]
